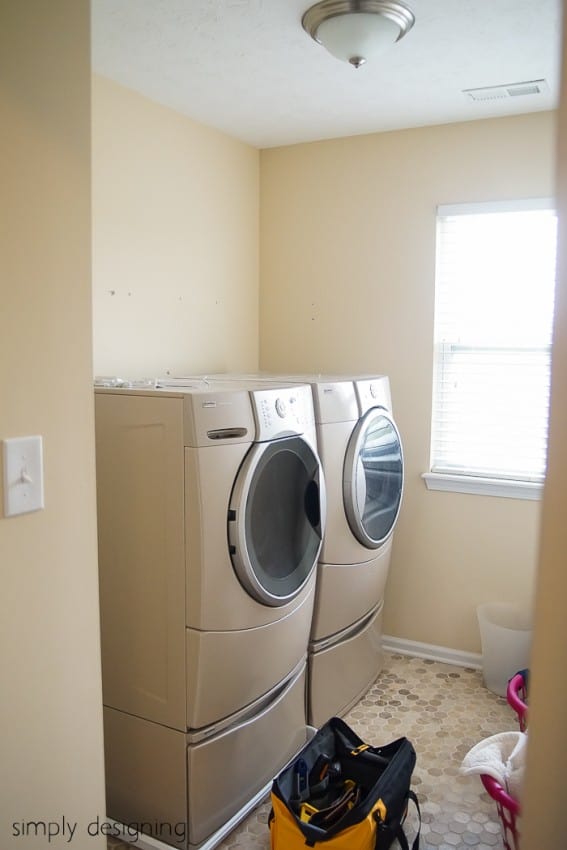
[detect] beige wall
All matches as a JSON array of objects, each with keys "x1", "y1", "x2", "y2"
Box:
[
  {"x1": 92, "y1": 75, "x2": 260, "y2": 379},
  {"x1": 0, "y1": 2, "x2": 105, "y2": 847},
  {"x1": 260, "y1": 112, "x2": 556, "y2": 652},
  {"x1": 522, "y1": 6, "x2": 567, "y2": 843}
]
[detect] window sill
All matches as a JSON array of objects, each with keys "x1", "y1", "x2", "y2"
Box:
[{"x1": 422, "y1": 472, "x2": 543, "y2": 501}]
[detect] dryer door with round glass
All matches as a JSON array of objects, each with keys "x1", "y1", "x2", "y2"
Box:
[
  {"x1": 343, "y1": 408, "x2": 403, "y2": 549},
  {"x1": 228, "y1": 436, "x2": 324, "y2": 607}
]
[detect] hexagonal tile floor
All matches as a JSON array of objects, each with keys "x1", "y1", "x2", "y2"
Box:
[{"x1": 107, "y1": 653, "x2": 520, "y2": 850}]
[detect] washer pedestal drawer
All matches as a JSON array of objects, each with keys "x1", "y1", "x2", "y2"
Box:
[{"x1": 103, "y1": 660, "x2": 307, "y2": 849}]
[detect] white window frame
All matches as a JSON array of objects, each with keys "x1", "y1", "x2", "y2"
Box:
[{"x1": 423, "y1": 198, "x2": 557, "y2": 500}]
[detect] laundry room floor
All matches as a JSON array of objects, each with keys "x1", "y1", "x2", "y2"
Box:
[{"x1": 107, "y1": 653, "x2": 518, "y2": 850}]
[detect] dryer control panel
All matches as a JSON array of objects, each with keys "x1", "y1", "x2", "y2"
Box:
[
  {"x1": 355, "y1": 376, "x2": 392, "y2": 415},
  {"x1": 251, "y1": 385, "x2": 315, "y2": 442},
  {"x1": 312, "y1": 380, "x2": 358, "y2": 425}
]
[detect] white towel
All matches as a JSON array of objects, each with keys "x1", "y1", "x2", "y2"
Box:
[{"x1": 460, "y1": 731, "x2": 527, "y2": 801}]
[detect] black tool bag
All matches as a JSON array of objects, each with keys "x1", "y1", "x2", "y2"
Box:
[{"x1": 269, "y1": 717, "x2": 420, "y2": 850}]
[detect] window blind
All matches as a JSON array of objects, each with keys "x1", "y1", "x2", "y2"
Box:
[{"x1": 431, "y1": 199, "x2": 557, "y2": 484}]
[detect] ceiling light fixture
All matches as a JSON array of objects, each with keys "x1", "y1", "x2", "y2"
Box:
[{"x1": 301, "y1": 0, "x2": 415, "y2": 69}]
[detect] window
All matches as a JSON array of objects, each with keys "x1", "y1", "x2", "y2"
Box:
[{"x1": 424, "y1": 199, "x2": 557, "y2": 499}]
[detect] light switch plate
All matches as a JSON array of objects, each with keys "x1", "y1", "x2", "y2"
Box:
[{"x1": 2, "y1": 436, "x2": 44, "y2": 517}]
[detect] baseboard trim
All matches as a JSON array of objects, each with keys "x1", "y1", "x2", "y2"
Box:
[{"x1": 382, "y1": 634, "x2": 482, "y2": 670}]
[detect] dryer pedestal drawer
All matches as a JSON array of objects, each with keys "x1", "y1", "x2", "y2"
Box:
[
  {"x1": 308, "y1": 603, "x2": 384, "y2": 728},
  {"x1": 311, "y1": 540, "x2": 392, "y2": 641},
  {"x1": 103, "y1": 661, "x2": 307, "y2": 849}
]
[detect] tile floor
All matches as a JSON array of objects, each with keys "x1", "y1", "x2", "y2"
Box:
[{"x1": 108, "y1": 653, "x2": 519, "y2": 850}]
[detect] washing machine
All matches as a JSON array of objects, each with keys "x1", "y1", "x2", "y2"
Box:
[
  {"x1": 196, "y1": 373, "x2": 404, "y2": 726},
  {"x1": 95, "y1": 378, "x2": 325, "y2": 848}
]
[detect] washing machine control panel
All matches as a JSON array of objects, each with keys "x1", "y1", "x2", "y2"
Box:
[{"x1": 251, "y1": 385, "x2": 315, "y2": 441}]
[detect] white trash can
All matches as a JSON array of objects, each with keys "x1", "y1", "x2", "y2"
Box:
[{"x1": 477, "y1": 603, "x2": 532, "y2": 697}]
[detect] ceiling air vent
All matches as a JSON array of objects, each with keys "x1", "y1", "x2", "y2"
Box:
[{"x1": 463, "y1": 79, "x2": 549, "y2": 102}]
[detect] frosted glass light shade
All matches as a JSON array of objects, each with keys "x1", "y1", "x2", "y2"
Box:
[
  {"x1": 302, "y1": 1, "x2": 415, "y2": 68},
  {"x1": 316, "y1": 12, "x2": 401, "y2": 65}
]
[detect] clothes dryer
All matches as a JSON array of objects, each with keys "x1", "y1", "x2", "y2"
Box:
[
  {"x1": 95, "y1": 378, "x2": 325, "y2": 848},
  {"x1": 310, "y1": 376, "x2": 403, "y2": 637},
  {"x1": 308, "y1": 374, "x2": 403, "y2": 725}
]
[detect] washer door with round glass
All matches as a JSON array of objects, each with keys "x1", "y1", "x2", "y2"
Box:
[
  {"x1": 228, "y1": 436, "x2": 325, "y2": 607},
  {"x1": 343, "y1": 408, "x2": 403, "y2": 549}
]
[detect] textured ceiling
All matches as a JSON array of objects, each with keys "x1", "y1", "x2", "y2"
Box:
[{"x1": 91, "y1": 0, "x2": 562, "y2": 149}]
